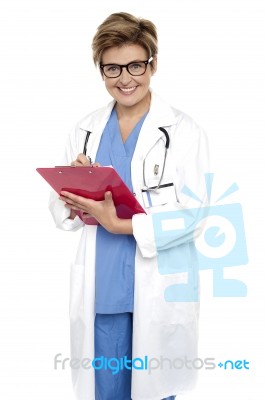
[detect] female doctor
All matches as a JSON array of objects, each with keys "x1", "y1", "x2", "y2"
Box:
[{"x1": 49, "y1": 11, "x2": 209, "y2": 400}]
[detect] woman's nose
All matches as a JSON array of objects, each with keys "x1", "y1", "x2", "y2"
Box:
[{"x1": 119, "y1": 68, "x2": 132, "y2": 85}]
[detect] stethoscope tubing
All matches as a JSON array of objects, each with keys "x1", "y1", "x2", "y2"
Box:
[
  {"x1": 82, "y1": 126, "x2": 170, "y2": 192},
  {"x1": 142, "y1": 127, "x2": 170, "y2": 192}
]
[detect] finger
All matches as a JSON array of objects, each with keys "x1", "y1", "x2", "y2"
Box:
[
  {"x1": 60, "y1": 191, "x2": 93, "y2": 209},
  {"x1": 70, "y1": 160, "x2": 84, "y2": 167},
  {"x1": 64, "y1": 202, "x2": 88, "y2": 212},
  {"x1": 82, "y1": 213, "x2": 93, "y2": 218},
  {"x1": 59, "y1": 194, "x2": 72, "y2": 203},
  {"x1": 59, "y1": 194, "x2": 80, "y2": 208},
  {"x1": 92, "y1": 162, "x2": 101, "y2": 167},
  {"x1": 60, "y1": 197, "x2": 78, "y2": 208},
  {"x1": 64, "y1": 203, "x2": 78, "y2": 210},
  {"x1": 60, "y1": 191, "x2": 80, "y2": 202},
  {"x1": 76, "y1": 153, "x2": 91, "y2": 166},
  {"x1": 104, "y1": 191, "x2": 112, "y2": 203},
  {"x1": 70, "y1": 154, "x2": 90, "y2": 167}
]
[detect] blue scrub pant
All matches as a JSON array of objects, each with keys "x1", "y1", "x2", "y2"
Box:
[{"x1": 94, "y1": 313, "x2": 176, "y2": 400}]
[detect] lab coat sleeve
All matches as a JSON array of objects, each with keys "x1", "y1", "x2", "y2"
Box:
[
  {"x1": 48, "y1": 124, "x2": 85, "y2": 231},
  {"x1": 132, "y1": 120, "x2": 210, "y2": 258}
]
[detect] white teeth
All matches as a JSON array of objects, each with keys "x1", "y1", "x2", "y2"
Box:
[{"x1": 119, "y1": 87, "x2": 136, "y2": 92}]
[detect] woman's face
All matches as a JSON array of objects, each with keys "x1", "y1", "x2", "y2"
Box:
[{"x1": 101, "y1": 44, "x2": 156, "y2": 111}]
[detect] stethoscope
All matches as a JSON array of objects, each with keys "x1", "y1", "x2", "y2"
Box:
[
  {"x1": 81, "y1": 126, "x2": 170, "y2": 193},
  {"x1": 142, "y1": 127, "x2": 170, "y2": 192}
]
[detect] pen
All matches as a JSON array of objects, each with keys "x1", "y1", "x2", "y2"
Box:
[{"x1": 82, "y1": 130, "x2": 92, "y2": 164}]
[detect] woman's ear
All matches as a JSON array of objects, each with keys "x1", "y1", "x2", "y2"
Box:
[
  {"x1": 151, "y1": 55, "x2": 158, "y2": 75},
  {"x1": 99, "y1": 68, "x2": 105, "y2": 81}
]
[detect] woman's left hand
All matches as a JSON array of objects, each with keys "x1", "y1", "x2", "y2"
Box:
[{"x1": 59, "y1": 191, "x2": 132, "y2": 234}]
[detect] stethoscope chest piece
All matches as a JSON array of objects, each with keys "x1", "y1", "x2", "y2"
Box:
[{"x1": 154, "y1": 164, "x2": 159, "y2": 176}]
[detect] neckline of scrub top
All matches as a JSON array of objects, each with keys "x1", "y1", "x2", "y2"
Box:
[{"x1": 109, "y1": 107, "x2": 148, "y2": 156}]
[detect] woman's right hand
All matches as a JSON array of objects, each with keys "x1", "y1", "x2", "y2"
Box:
[
  {"x1": 71, "y1": 153, "x2": 91, "y2": 167},
  {"x1": 70, "y1": 153, "x2": 101, "y2": 167},
  {"x1": 68, "y1": 154, "x2": 101, "y2": 219}
]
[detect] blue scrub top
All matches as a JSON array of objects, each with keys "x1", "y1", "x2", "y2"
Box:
[{"x1": 95, "y1": 108, "x2": 147, "y2": 314}]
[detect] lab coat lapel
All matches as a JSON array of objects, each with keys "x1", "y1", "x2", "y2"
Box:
[
  {"x1": 79, "y1": 100, "x2": 115, "y2": 163},
  {"x1": 131, "y1": 92, "x2": 177, "y2": 194},
  {"x1": 133, "y1": 92, "x2": 177, "y2": 160},
  {"x1": 77, "y1": 92, "x2": 176, "y2": 166}
]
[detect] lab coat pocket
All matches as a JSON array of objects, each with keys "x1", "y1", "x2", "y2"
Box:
[
  {"x1": 151, "y1": 278, "x2": 198, "y2": 326},
  {"x1": 151, "y1": 245, "x2": 199, "y2": 326},
  {"x1": 142, "y1": 182, "x2": 177, "y2": 208},
  {"x1": 69, "y1": 263, "x2": 85, "y2": 320}
]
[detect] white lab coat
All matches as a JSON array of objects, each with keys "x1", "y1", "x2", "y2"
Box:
[{"x1": 49, "y1": 91, "x2": 209, "y2": 400}]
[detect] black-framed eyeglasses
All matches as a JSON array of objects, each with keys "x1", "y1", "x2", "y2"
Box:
[{"x1": 100, "y1": 56, "x2": 153, "y2": 78}]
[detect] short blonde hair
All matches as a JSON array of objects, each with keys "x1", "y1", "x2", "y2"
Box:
[{"x1": 92, "y1": 12, "x2": 158, "y2": 69}]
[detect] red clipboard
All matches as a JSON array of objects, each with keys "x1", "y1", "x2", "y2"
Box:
[{"x1": 37, "y1": 166, "x2": 146, "y2": 225}]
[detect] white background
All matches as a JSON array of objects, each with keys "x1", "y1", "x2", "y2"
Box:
[{"x1": 0, "y1": 0, "x2": 265, "y2": 399}]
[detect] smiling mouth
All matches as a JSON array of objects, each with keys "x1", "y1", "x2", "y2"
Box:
[{"x1": 118, "y1": 86, "x2": 137, "y2": 94}]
